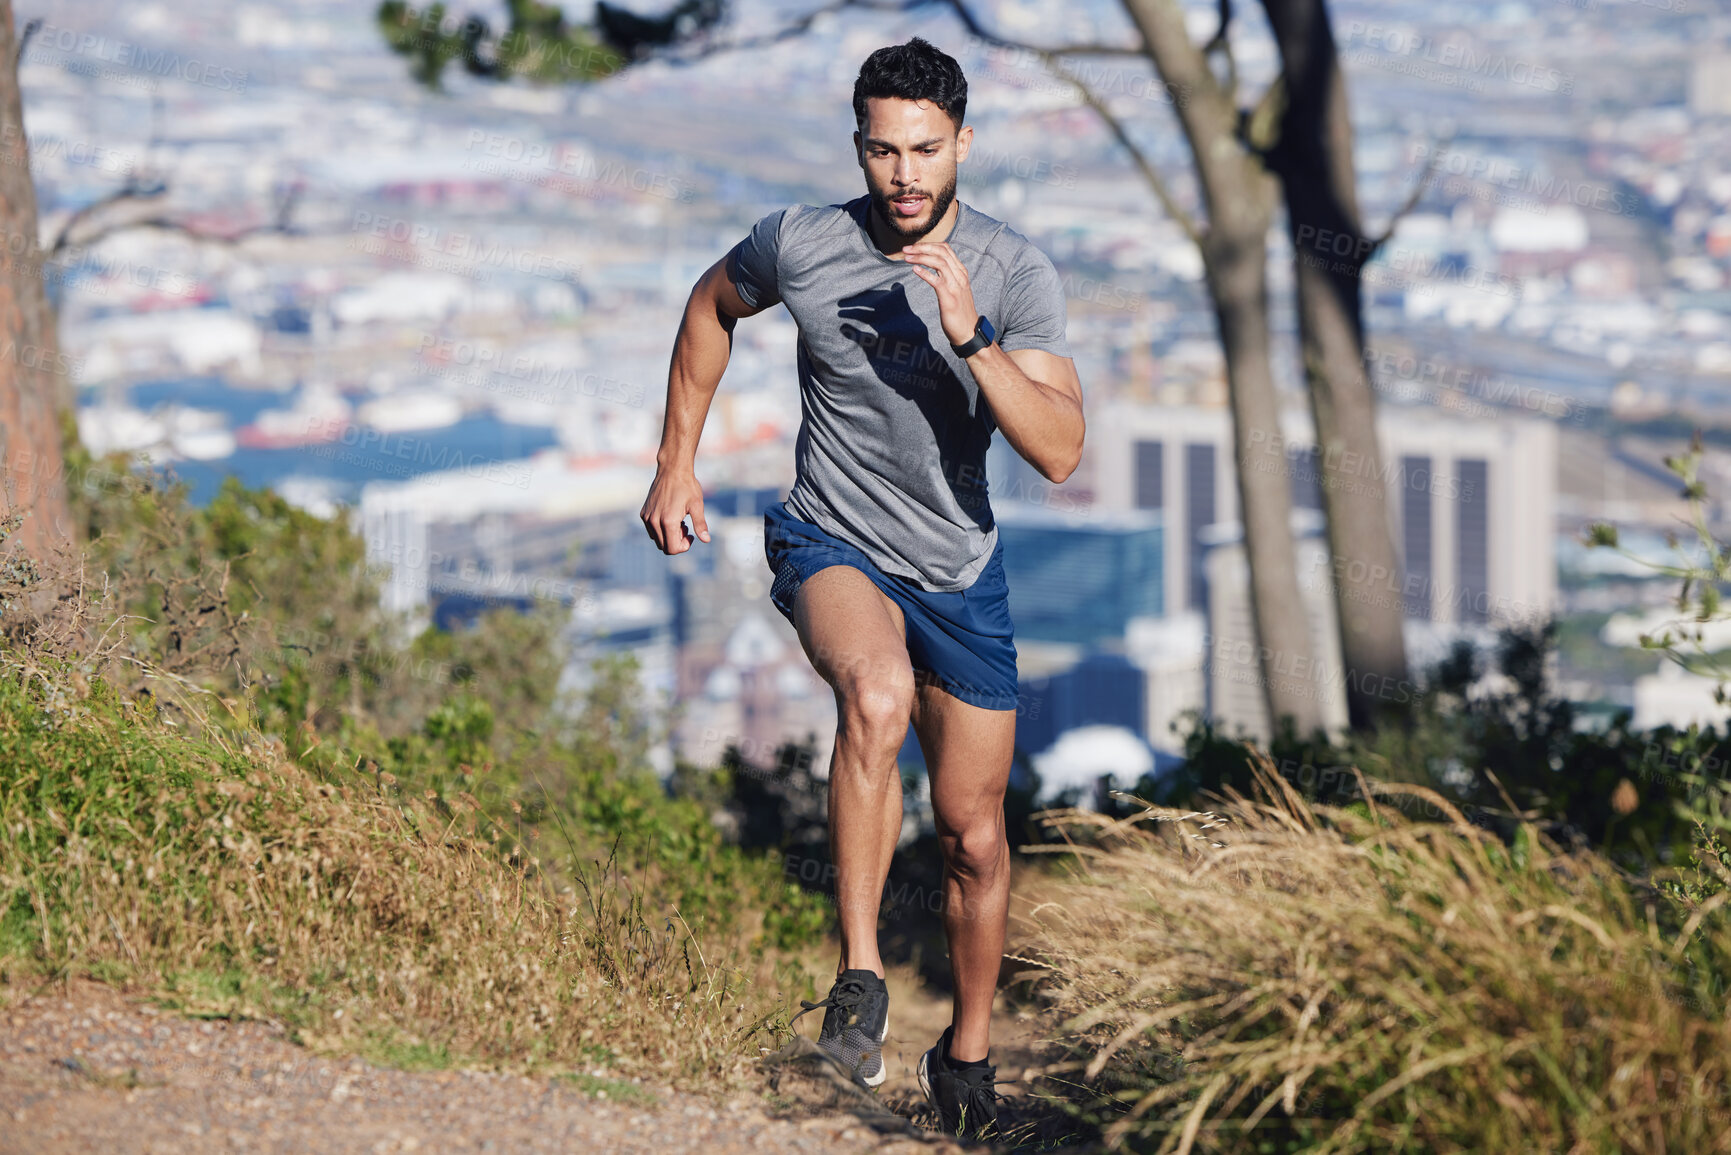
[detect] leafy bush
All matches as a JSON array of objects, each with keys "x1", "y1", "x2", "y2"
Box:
[
  {"x1": 0, "y1": 459, "x2": 830, "y2": 1087},
  {"x1": 376, "y1": 0, "x2": 625, "y2": 89},
  {"x1": 0, "y1": 661, "x2": 803, "y2": 1085},
  {"x1": 1163, "y1": 621, "x2": 1709, "y2": 878}
]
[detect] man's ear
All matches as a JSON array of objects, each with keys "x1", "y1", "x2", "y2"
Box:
[
  {"x1": 955, "y1": 124, "x2": 973, "y2": 165},
  {"x1": 853, "y1": 130, "x2": 864, "y2": 168}
]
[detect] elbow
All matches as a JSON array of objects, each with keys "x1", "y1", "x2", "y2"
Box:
[
  {"x1": 1039, "y1": 448, "x2": 1082, "y2": 485},
  {"x1": 1038, "y1": 426, "x2": 1084, "y2": 485}
]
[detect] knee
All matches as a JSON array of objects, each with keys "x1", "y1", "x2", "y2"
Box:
[
  {"x1": 837, "y1": 668, "x2": 915, "y2": 756},
  {"x1": 940, "y1": 818, "x2": 1007, "y2": 883}
]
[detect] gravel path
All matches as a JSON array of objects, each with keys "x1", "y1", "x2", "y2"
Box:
[{"x1": 0, "y1": 982, "x2": 968, "y2": 1155}]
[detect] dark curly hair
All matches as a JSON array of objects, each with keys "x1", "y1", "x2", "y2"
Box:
[{"x1": 852, "y1": 37, "x2": 968, "y2": 131}]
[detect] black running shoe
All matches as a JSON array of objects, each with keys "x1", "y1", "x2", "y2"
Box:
[
  {"x1": 791, "y1": 968, "x2": 889, "y2": 1088},
  {"x1": 918, "y1": 1026, "x2": 1002, "y2": 1141}
]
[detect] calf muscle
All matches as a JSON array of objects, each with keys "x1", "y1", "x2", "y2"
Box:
[{"x1": 793, "y1": 566, "x2": 913, "y2": 977}]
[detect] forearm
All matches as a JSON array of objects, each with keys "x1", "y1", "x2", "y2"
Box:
[
  {"x1": 898, "y1": 240, "x2": 1083, "y2": 484},
  {"x1": 655, "y1": 294, "x2": 736, "y2": 472},
  {"x1": 967, "y1": 346, "x2": 1084, "y2": 482}
]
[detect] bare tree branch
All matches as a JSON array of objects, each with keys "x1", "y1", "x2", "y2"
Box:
[
  {"x1": 927, "y1": 0, "x2": 1146, "y2": 57},
  {"x1": 50, "y1": 181, "x2": 303, "y2": 256},
  {"x1": 1046, "y1": 54, "x2": 1202, "y2": 247},
  {"x1": 1366, "y1": 133, "x2": 1452, "y2": 258},
  {"x1": 656, "y1": 0, "x2": 897, "y2": 62},
  {"x1": 657, "y1": 0, "x2": 1148, "y2": 66},
  {"x1": 941, "y1": 0, "x2": 1200, "y2": 243},
  {"x1": 652, "y1": 0, "x2": 1200, "y2": 243},
  {"x1": 931, "y1": 0, "x2": 1201, "y2": 244},
  {"x1": 16, "y1": 16, "x2": 38, "y2": 63},
  {"x1": 48, "y1": 181, "x2": 167, "y2": 256},
  {"x1": 48, "y1": 91, "x2": 305, "y2": 258}
]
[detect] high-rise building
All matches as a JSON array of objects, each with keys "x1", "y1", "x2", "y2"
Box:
[
  {"x1": 1091, "y1": 406, "x2": 1238, "y2": 620},
  {"x1": 1015, "y1": 652, "x2": 1145, "y2": 759},
  {"x1": 994, "y1": 503, "x2": 1163, "y2": 645},
  {"x1": 1093, "y1": 403, "x2": 1559, "y2": 630}
]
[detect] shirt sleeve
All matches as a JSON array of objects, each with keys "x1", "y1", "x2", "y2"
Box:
[
  {"x1": 995, "y1": 247, "x2": 1072, "y2": 358},
  {"x1": 725, "y1": 207, "x2": 791, "y2": 310}
]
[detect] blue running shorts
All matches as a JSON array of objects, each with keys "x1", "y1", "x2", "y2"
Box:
[{"x1": 762, "y1": 501, "x2": 1019, "y2": 712}]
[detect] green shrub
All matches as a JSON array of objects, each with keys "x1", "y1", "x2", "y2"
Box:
[
  {"x1": 1, "y1": 460, "x2": 830, "y2": 1087},
  {"x1": 1163, "y1": 622, "x2": 1708, "y2": 878},
  {"x1": 0, "y1": 658, "x2": 819, "y2": 1085}
]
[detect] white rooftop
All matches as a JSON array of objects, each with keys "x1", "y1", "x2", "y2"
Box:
[{"x1": 359, "y1": 451, "x2": 653, "y2": 523}]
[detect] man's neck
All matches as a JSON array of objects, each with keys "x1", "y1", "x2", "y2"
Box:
[{"x1": 867, "y1": 196, "x2": 960, "y2": 258}]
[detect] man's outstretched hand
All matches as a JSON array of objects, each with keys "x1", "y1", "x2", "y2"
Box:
[{"x1": 640, "y1": 467, "x2": 710, "y2": 554}]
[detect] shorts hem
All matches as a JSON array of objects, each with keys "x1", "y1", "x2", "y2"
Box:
[
  {"x1": 767, "y1": 502, "x2": 1019, "y2": 713},
  {"x1": 914, "y1": 668, "x2": 1020, "y2": 712},
  {"x1": 769, "y1": 558, "x2": 866, "y2": 622}
]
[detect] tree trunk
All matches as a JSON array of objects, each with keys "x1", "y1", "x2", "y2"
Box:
[
  {"x1": 0, "y1": 1, "x2": 74, "y2": 559},
  {"x1": 1260, "y1": 0, "x2": 1410, "y2": 728},
  {"x1": 1124, "y1": 0, "x2": 1327, "y2": 737},
  {"x1": 1205, "y1": 213, "x2": 1331, "y2": 738}
]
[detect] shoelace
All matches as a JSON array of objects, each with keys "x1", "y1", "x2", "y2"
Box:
[
  {"x1": 792, "y1": 975, "x2": 871, "y2": 1027},
  {"x1": 964, "y1": 1072, "x2": 1004, "y2": 1111},
  {"x1": 952, "y1": 1067, "x2": 1006, "y2": 1137}
]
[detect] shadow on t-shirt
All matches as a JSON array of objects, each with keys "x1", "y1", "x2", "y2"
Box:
[{"x1": 836, "y1": 281, "x2": 993, "y2": 529}]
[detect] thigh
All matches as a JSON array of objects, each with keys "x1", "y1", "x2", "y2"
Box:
[
  {"x1": 793, "y1": 564, "x2": 913, "y2": 697},
  {"x1": 910, "y1": 682, "x2": 1017, "y2": 832}
]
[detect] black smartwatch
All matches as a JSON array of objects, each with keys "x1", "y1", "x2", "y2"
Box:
[{"x1": 951, "y1": 315, "x2": 996, "y2": 358}]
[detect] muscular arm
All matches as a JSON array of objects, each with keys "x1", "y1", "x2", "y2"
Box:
[
  {"x1": 900, "y1": 240, "x2": 1084, "y2": 484},
  {"x1": 966, "y1": 345, "x2": 1084, "y2": 484},
  {"x1": 640, "y1": 255, "x2": 766, "y2": 554}
]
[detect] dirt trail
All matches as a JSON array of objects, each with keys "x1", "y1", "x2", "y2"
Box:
[
  {"x1": 870, "y1": 966, "x2": 1086, "y2": 1150},
  {"x1": 0, "y1": 976, "x2": 1085, "y2": 1154},
  {"x1": 0, "y1": 981, "x2": 962, "y2": 1155}
]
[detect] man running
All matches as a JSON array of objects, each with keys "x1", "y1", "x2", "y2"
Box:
[{"x1": 640, "y1": 36, "x2": 1082, "y2": 1140}]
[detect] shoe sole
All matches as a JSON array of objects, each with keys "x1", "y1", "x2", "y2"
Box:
[{"x1": 860, "y1": 1012, "x2": 889, "y2": 1088}]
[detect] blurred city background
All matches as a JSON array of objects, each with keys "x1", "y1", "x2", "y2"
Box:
[{"x1": 20, "y1": 0, "x2": 1731, "y2": 809}]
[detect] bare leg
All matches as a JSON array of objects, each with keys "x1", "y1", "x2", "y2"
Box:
[
  {"x1": 791, "y1": 565, "x2": 912, "y2": 978},
  {"x1": 910, "y1": 681, "x2": 1015, "y2": 1063}
]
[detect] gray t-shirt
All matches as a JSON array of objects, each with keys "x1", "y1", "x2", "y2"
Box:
[{"x1": 728, "y1": 195, "x2": 1072, "y2": 592}]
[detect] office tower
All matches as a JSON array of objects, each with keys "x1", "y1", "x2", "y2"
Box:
[
  {"x1": 1094, "y1": 402, "x2": 1558, "y2": 631},
  {"x1": 995, "y1": 504, "x2": 1163, "y2": 645},
  {"x1": 1015, "y1": 652, "x2": 1146, "y2": 760}
]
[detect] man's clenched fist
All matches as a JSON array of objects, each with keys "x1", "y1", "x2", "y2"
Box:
[{"x1": 640, "y1": 467, "x2": 711, "y2": 554}]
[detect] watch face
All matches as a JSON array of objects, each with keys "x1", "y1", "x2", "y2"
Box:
[{"x1": 979, "y1": 316, "x2": 995, "y2": 344}]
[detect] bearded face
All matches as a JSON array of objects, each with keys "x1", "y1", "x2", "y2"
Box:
[{"x1": 855, "y1": 96, "x2": 968, "y2": 241}]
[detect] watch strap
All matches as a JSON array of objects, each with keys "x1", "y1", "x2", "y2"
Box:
[{"x1": 951, "y1": 315, "x2": 995, "y2": 358}]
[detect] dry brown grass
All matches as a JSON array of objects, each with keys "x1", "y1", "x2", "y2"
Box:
[
  {"x1": 0, "y1": 672, "x2": 806, "y2": 1090},
  {"x1": 1018, "y1": 754, "x2": 1731, "y2": 1153},
  {"x1": 0, "y1": 499, "x2": 814, "y2": 1093}
]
